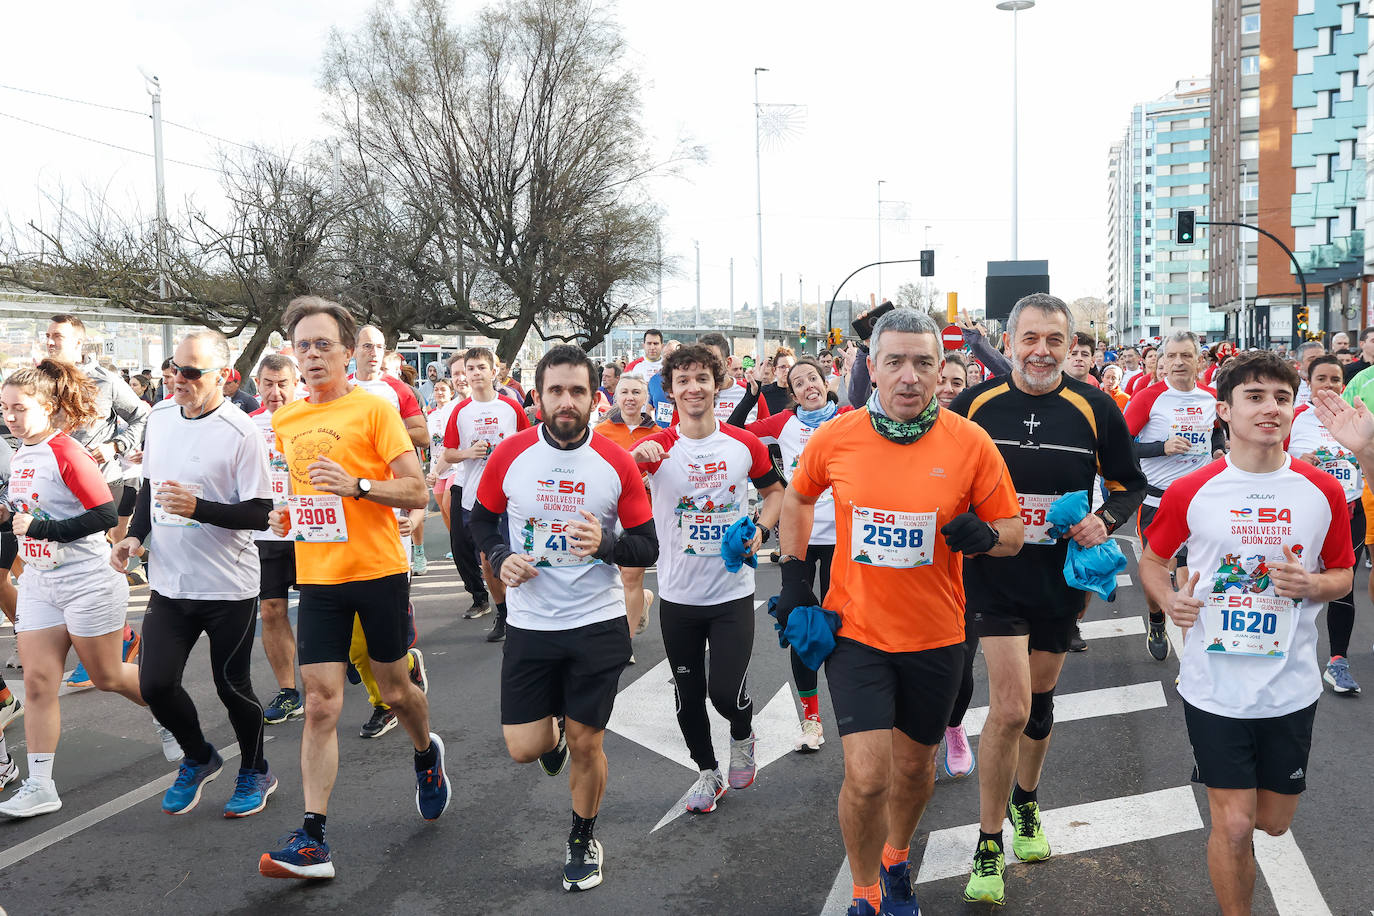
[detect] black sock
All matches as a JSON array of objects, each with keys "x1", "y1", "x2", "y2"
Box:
[
  {"x1": 415, "y1": 741, "x2": 439, "y2": 771},
  {"x1": 1011, "y1": 783, "x2": 1037, "y2": 806},
  {"x1": 570, "y1": 812, "x2": 596, "y2": 845},
  {"x1": 496, "y1": 601, "x2": 507, "y2": 622},
  {"x1": 189, "y1": 741, "x2": 215, "y2": 766},
  {"x1": 1149, "y1": 610, "x2": 1165, "y2": 624},
  {"x1": 303, "y1": 812, "x2": 326, "y2": 843},
  {"x1": 979, "y1": 829, "x2": 1003, "y2": 850}
]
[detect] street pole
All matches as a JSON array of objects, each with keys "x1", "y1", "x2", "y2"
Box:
[
  {"x1": 754, "y1": 67, "x2": 769, "y2": 359},
  {"x1": 1197, "y1": 218, "x2": 1309, "y2": 349},
  {"x1": 729, "y1": 257, "x2": 735, "y2": 326},
  {"x1": 996, "y1": 1, "x2": 1035, "y2": 260},
  {"x1": 694, "y1": 240, "x2": 701, "y2": 330},
  {"x1": 656, "y1": 231, "x2": 663, "y2": 326},
  {"x1": 779, "y1": 273, "x2": 784, "y2": 335},
  {"x1": 1240, "y1": 162, "x2": 1249, "y2": 347},
  {"x1": 141, "y1": 70, "x2": 169, "y2": 299},
  {"x1": 798, "y1": 274, "x2": 804, "y2": 348},
  {"x1": 877, "y1": 179, "x2": 886, "y2": 301}
]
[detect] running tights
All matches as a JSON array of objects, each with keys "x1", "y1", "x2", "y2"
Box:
[
  {"x1": 660, "y1": 595, "x2": 755, "y2": 772},
  {"x1": 788, "y1": 545, "x2": 835, "y2": 695},
  {"x1": 1329, "y1": 505, "x2": 1366, "y2": 659},
  {"x1": 140, "y1": 592, "x2": 266, "y2": 772}
]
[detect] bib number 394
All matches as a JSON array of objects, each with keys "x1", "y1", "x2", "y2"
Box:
[
  {"x1": 288, "y1": 495, "x2": 349, "y2": 543},
  {"x1": 851, "y1": 505, "x2": 936, "y2": 569},
  {"x1": 1204, "y1": 593, "x2": 1293, "y2": 659}
]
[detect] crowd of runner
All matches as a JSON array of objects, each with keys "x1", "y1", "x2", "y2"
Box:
[{"x1": 0, "y1": 296, "x2": 1368, "y2": 915}]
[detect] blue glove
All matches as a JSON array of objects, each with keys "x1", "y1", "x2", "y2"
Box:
[{"x1": 720, "y1": 515, "x2": 758, "y2": 573}]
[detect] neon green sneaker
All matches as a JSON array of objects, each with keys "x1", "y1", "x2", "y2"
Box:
[
  {"x1": 963, "y1": 839, "x2": 1005, "y2": 905},
  {"x1": 1008, "y1": 800, "x2": 1052, "y2": 862}
]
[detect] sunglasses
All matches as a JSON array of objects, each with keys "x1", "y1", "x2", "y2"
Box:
[{"x1": 170, "y1": 361, "x2": 225, "y2": 381}]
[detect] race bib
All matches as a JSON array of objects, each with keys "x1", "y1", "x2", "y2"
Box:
[
  {"x1": 525, "y1": 517, "x2": 595, "y2": 567},
  {"x1": 1170, "y1": 410, "x2": 1211, "y2": 458},
  {"x1": 152, "y1": 480, "x2": 203, "y2": 528},
  {"x1": 269, "y1": 468, "x2": 290, "y2": 508},
  {"x1": 850, "y1": 505, "x2": 936, "y2": 568},
  {"x1": 655, "y1": 400, "x2": 675, "y2": 426},
  {"x1": 288, "y1": 494, "x2": 348, "y2": 543},
  {"x1": 1017, "y1": 493, "x2": 1058, "y2": 546},
  {"x1": 680, "y1": 509, "x2": 743, "y2": 557},
  {"x1": 18, "y1": 535, "x2": 62, "y2": 571},
  {"x1": 1204, "y1": 592, "x2": 1294, "y2": 659}
]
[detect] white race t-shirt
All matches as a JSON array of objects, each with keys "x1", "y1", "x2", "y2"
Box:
[
  {"x1": 142, "y1": 400, "x2": 273, "y2": 599},
  {"x1": 1287, "y1": 404, "x2": 1362, "y2": 502},
  {"x1": 476, "y1": 426, "x2": 653, "y2": 630},
  {"x1": 641, "y1": 422, "x2": 776, "y2": 606},
  {"x1": 747, "y1": 408, "x2": 849, "y2": 546},
  {"x1": 8, "y1": 432, "x2": 113, "y2": 573},
  {"x1": 249, "y1": 406, "x2": 293, "y2": 543},
  {"x1": 427, "y1": 401, "x2": 459, "y2": 486},
  {"x1": 1145, "y1": 456, "x2": 1353, "y2": 718},
  {"x1": 1124, "y1": 380, "x2": 1218, "y2": 505},
  {"x1": 626, "y1": 357, "x2": 663, "y2": 382},
  {"x1": 443, "y1": 394, "x2": 530, "y2": 510}
]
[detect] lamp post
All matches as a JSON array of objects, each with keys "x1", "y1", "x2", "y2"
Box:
[
  {"x1": 996, "y1": 0, "x2": 1035, "y2": 260},
  {"x1": 754, "y1": 67, "x2": 769, "y2": 359},
  {"x1": 877, "y1": 179, "x2": 886, "y2": 302}
]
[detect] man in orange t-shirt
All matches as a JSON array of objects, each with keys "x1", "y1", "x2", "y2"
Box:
[{"x1": 780, "y1": 308, "x2": 1023, "y2": 916}]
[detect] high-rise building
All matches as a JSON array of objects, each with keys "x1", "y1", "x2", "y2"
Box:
[{"x1": 1106, "y1": 79, "x2": 1221, "y2": 346}]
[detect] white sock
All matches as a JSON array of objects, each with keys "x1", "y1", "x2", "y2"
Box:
[
  {"x1": 0, "y1": 734, "x2": 8, "y2": 764},
  {"x1": 28, "y1": 752, "x2": 54, "y2": 782}
]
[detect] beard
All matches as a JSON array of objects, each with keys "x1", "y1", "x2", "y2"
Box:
[
  {"x1": 1014, "y1": 355, "x2": 1063, "y2": 393},
  {"x1": 547, "y1": 407, "x2": 590, "y2": 442}
]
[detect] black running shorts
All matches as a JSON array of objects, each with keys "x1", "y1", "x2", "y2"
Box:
[
  {"x1": 500, "y1": 618, "x2": 632, "y2": 731},
  {"x1": 825, "y1": 637, "x2": 964, "y2": 745},
  {"x1": 297, "y1": 573, "x2": 410, "y2": 666},
  {"x1": 257, "y1": 541, "x2": 296, "y2": 601},
  {"x1": 1184, "y1": 699, "x2": 1317, "y2": 795},
  {"x1": 1139, "y1": 503, "x2": 1188, "y2": 567},
  {"x1": 0, "y1": 531, "x2": 15, "y2": 571},
  {"x1": 968, "y1": 607, "x2": 1078, "y2": 654}
]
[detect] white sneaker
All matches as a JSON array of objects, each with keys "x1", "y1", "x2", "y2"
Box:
[
  {"x1": 793, "y1": 718, "x2": 825, "y2": 753},
  {"x1": 4, "y1": 650, "x2": 19, "y2": 669},
  {"x1": 0, "y1": 778, "x2": 61, "y2": 817},
  {"x1": 0, "y1": 697, "x2": 22, "y2": 731},
  {"x1": 684, "y1": 768, "x2": 726, "y2": 813},
  {"x1": 727, "y1": 732, "x2": 757, "y2": 789},
  {"x1": 0, "y1": 757, "x2": 18, "y2": 790},
  {"x1": 154, "y1": 721, "x2": 181, "y2": 762}
]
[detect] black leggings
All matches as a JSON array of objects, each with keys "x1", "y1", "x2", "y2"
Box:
[
  {"x1": 789, "y1": 545, "x2": 835, "y2": 696},
  {"x1": 140, "y1": 592, "x2": 266, "y2": 772},
  {"x1": 660, "y1": 595, "x2": 755, "y2": 771},
  {"x1": 450, "y1": 487, "x2": 488, "y2": 603},
  {"x1": 948, "y1": 627, "x2": 979, "y2": 729},
  {"x1": 1328, "y1": 503, "x2": 1365, "y2": 659}
]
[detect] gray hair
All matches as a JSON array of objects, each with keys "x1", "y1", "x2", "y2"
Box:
[
  {"x1": 1162, "y1": 329, "x2": 1201, "y2": 355},
  {"x1": 180, "y1": 330, "x2": 232, "y2": 369},
  {"x1": 1296, "y1": 341, "x2": 1325, "y2": 360},
  {"x1": 871, "y1": 308, "x2": 940, "y2": 357},
  {"x1": 1007, "y1": 293, "x2": 1074, "y2": 340},
  {"x1": 256, "y1": 353, "x2": 297, "y2": 378}
]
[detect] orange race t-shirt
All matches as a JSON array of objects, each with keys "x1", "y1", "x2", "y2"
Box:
[
  {"x1": 273, "y1": 386, "x2": 414, "y2": 585},
  {"x1": 791, "y1": 406, "x2": 1020, "y2": 653}
]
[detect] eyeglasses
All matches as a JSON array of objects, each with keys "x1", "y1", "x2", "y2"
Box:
[
  {"x1": 169, "y1": 361, "x2": 225, "y2": 381},
  {"x1": 294, "y1": 339, "x2": 341, "y2": 354},
  {"x1": 357, "y1": 343, "x2": 384, "y2": 353}
]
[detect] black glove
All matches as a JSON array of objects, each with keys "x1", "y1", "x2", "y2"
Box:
[
  {"x1": 940, "y1": 512, "x2": 998, "y2": 555},
  {"x1": 775, "y1": 558, "x2": 820, "y2": 631}
]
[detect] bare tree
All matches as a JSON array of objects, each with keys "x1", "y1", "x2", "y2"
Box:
[
  {"x1": 894, "y1": 280, "x2": 942, "y2": 313},
  {"x1": 1069, "y1": 295, "x2": 1111, "y2": 340}
]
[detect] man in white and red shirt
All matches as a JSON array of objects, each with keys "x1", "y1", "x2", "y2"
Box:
[
  {"x1": 1124, "y1": 330, "x2": 1224, "y2": 662},
  {"x1": 1140, "y1": 350, "x2": 1352, "y2": 916},
  {"x1": 443, "y1": 346, "x2": 530, "y2": 638},
  {"x1": 698, "y1": 332, "x2": 759, "y2": 425},
  {"x1": 470, "y1": 345, "x2": 657, "y2": 894},
  {"x1": 623, "y1": 328, "x2": 664, "y2": 382},
  {"x1": 631, "y1": 344, "x2": 784, "y2": 816}
]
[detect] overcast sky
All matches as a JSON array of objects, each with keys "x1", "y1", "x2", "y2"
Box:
[{"x1": 1, "y1": 0, "x2": 1211, "y2": 326}]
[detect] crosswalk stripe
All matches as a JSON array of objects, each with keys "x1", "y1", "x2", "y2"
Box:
[
  {"x1": 1253, "y1": 828, "x2": 1333, "y2": 916},
  {"x1": 961, "y1": 681, "x2": 1167, "y2": 738},
  {"x1": 1078, "y1": 617, "x2": 1146, "y2": 640}
]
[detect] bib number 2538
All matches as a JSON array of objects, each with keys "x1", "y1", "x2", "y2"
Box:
[{"x1": 850, "y1": 505, "x2": 936, "y2": 569}]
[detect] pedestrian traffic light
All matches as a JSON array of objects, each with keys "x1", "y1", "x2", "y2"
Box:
[
  {"x1": 920, "y1": 249, "x2": 935, "y2": 277},
  {"x1": 1296, "y1": 305, "x2": 1309, "y2": 332},
  {"x1": 1176, "y1": 209, "x2": 1196, "y2": 245},
  {"x1": 799, "y1": 325, "x2": 808, "y2": 346}
]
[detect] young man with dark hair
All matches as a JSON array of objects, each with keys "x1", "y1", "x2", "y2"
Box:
[{"x1": 624, "y1": 329, "x2": 665, "y2": 382}]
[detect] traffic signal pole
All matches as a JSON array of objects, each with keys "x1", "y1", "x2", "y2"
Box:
[
  {"x1": 825, "y1": 257, "x2": 927, "y2": 345},
  {"x1": 1194, "y1": 219, "x2": 1309, "y2": 348}
]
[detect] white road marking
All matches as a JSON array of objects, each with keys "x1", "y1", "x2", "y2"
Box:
[
  {"x1": 1077, "y1": 617, "x2": 1146, "y2": 640},
  {"x1": 1254, "y1": 828, "x2": 1332, "y2": 916},
  {"x1": 961, "y1": 681, "x2": 1167, "y2": 738},
  {"x1": 1116, "y1": 573, "x2": 1132, "y2": 587}
]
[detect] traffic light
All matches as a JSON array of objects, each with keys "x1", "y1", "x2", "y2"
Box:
[
  {"x1": 1296, "y1": 305, "x2": 1309, "y2": 332},
  {"x1": 920, "y1": 249, "x2": 935, "y2": 277},
  {"x1": 1176, "y1": 209, "x2": 1196, "y2": 245},
  {"x1": 828, "y1": 327, "x2": 843, "y2": 348},
  {"x1": 799, "y1": 325, "x2": 808, "y2": 346}
]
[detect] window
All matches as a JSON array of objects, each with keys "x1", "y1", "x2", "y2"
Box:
[
  {"x1": 1145, "y1": 254, "x2": 1152, "y2": 263},
  {"x1": 1145, "y1": 147, "x2": 1153, "y2": 157},
  {"x1": 1339, "y1": 70, "x2": 1355, "y2": 103},
  {"x1": 1342, "y1": 1, "x2": 1355, "y2": 33},
  {"x1": 1242, "y1": 13, "x2": 1260, "y2": 32},
  {"x1": 1145, "y1": 165, "x2": 1153, "y2": 175},
  {"x1": 1145, "y1": 273, "x2": 1153, "y2": 282},
  {"x1": 1145, "y1": 219, "x2": 1152, "y2": 227},
  {"x1": 1241, "y1": 55, "x2": 1259, "y2": 76},
  {"x1": 1240, "y1": 97, "x2": 1260, "y2": 118},
  {"x1": 1240, "y1": 139, "x2": 1259, "y2": 159},
  {"x1": 1241, "y1": 181, "x2": 1258, "y2": 201},
  {"x1": 1145, "y1": 201, "x2": 1152, "y2": 210}
]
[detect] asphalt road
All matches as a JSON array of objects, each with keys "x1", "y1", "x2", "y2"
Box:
[{"x1": 0, "y1": 527, "x2": 1370, "y2": 915}]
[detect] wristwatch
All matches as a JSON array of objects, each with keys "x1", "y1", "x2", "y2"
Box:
[
  {"x1": 985, "y1": 522, "x2": 1000, "y2": 550},
  {"x1": 355, "y1": 478, "x2": 372, "y2": 500},
  {"x1": 779, "y1": 554, "x2": 806, "y2": 564}
]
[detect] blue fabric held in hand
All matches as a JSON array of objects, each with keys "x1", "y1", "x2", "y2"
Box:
[
  {"x1": 767, "y1": 596, "x2": 842, "y2": 670},
  {"x1": 1045, "y1": 490, "x2": 1128, "y2": 602},
  {"x1": 720, "y1": 515, "x2": 758, "y2": 572}
]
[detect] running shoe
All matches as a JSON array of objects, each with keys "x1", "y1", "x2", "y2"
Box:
[
  {"x1": 1008, "y1": 799, "x2": 1051, "y2": 861},
  {"x1": 845, "y1": 902, "x2": 878, "y2": 916},
  {"x1": 223, "y1": 768, "x2": 278, "y2": 818},
  {"x1": 345, "y1": 662, "x2": 361, "y2": 685},
  {"x1": 540, "y1": 718, "x2": 569, "y2": 776},
  {"x1": 0, "y1": 696, "x2": 23, "y2": 732},
  {"x1": 263, "y1": 688, "x2": 304, "y2": 724},
  {"x1": 360, "y1": 706, "x2": 397, "y2": 739},
  {"x1": 1068, "y1": 624, "x2": 1087, "y2": 653},
  {"x1": 963, "y1": 840, "x2": 1005, "y2": 905},
  {"x1": 410, "y1": 544, "x2": 428, "y2": 576},
  {"x1": 879, "y1": 859, "x2": 920, "y2": 915},
  {"x1": 162, "y1": 751, "x2": 224, "y2": 815},
  {"x1": 259, "y1": 828, "x2": 335, "y2": 880},
  {"x1": 0, "y1": 756, "x2": 18, "y2": 790},
  {"x1": 407, "y1": 647, "x2": 428, "y2": 695},
  {"x1": 4, "y1": 650, "x2": 19, "y2": 669},
  {"x1": 1146, "y1": 617, "x2": 1169, "y2": 661},
  {"x1": 727, "y1": 732, "x2": 757, "y2": 789},
  {"x1": 0, "y1": 778, "x2": 61, "y2": 818},
  {"x1": 486, "y1": 617, "x2": 506, "y2": 643},
  {"x1": 415, "y1": 732, "x2": 450, "y2": 820},
  {"x1": 794, "y1": 718, "x2": 824, "y2": 753},
  {"x1": 562, "y1": 837, "x2": 604, "y2": 892},
  {"x1": 942, "y1": 725, "x2": 975, "y2": 779},
  {"x1": 1323, "y1": 657, "x2": 1361, "y2": 695},
  {"x1": 685, "y1": 768, "x2": 726, "y2": 813},
  {"x1": 64, "y1": 661, "x2": 92, "y2": 688},
  {"x1": 463, "y1": 597, "x2": 491, "y2": 619},
  {"x1": 122, "y1": 629, "x2": 141, "y2": 663},
  {"x1": 154, "y1": 721, "x2": 182, "y2": 762}
]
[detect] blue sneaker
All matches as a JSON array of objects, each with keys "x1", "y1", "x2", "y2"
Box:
[
  {"x1": 415, "y1": 732, "x2": 450, "y2": 821},
  {"x1": 64, "y1": 661, "x2": 92, "y2": 688},
  {"x1": 259, "y1": 828, "x2": 335, "y2": 880},
  {"x1": 162, "y1": 751, "x2": 224, "y2": 815},
  {"x1": 1324, "y1": 657, "x2": 1361, "y2": 695},
  {"x1": 846, "y1": 901, "x2": 879, "y2": 916},
  {"x1": 223, "y1": 767, "x2": 278, "y2": 818},
  {"x1": 880, "y1": 859, "x2": 921, "y2": 914},
  {"x1": 263, "y1": 688, "x2": 304, "y2": 724}
]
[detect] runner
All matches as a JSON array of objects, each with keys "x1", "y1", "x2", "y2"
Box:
[
  {"x1": 258, "y1": 296, "x2": 448, "y2": 879},
  {"x1": 1141, "y1": 351, "x2": 1353, "y2": 916},
  {"x1": 698, "y1": 333, "x2": 754, "y2": 424},
  {"x1": 0, "y1": 360, "x2": 158, "y2": 818},
  {"x1": 936, "y1": 353, "x2": 970, "y2": 409},
  {"x1": 623, "y1": 328, "x2": 664, "y2": 382},
  {"x1": 777, "y1": 307, "x2": 1023, "y2": 916},
  {"x1": 443, "y1": 347, "x2": 530, "y2": 639},
  {"x1": 1064, "y1": 332, "x2": 1100, "y2": 388},
  {"x1": 1286, "y1": 355, "x2": 1363, "y2": 695},
  {"x1": 249, "y1": 355, "x2": 305, "y2": 724},
  {"x1": 950, "y1": 294, "x2": 1146, "y2": 906},
  {"x1": 109, "y1": 330, "x2": 277, "y2": 817},
  {"x1": 425, "y1": 379, "x2": 458, "y2": 542},
  {"x1": 471, "y1": 345, "x2": 657, "y2": 891},
  {"x1": 1125, "y1": 345, "x2": 1159, "y2": 397},
  {"x1": 1124, "y1": 330, "x2": 1224, "y2": 662},
  {"x1": 631, "y1": 343, "x2": 785, "y2": 814}
]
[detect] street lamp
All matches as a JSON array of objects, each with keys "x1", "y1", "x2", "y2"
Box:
[
  {"x1": 877, "y1": 179, "x2": 886, "y2": 302},
  {"x1": 754, "y1": 67, "x2": 769, "y2": 360},
  {"x1": 996, "y1": 0, "x2": 1035, "y2": 260}
]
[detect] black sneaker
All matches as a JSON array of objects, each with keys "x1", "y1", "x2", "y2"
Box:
[
  {"x1": 463, "y1": 597, "x2": 491, "y2": 619},
  {"x1": 540, "y1": 718, "x2": 569, "y2": 776},
  {"x1": 562, "y1": 837, "x2": 603, "y2": 891},
  {"x1": 486, "y1": 614, "x2": 506, "y2": 643},
  {"x1": 360, "y1": 705, "x2": 397, "y2": 739},
  {"x1": 1146, "y1": 618, "x2": 1169, "y2": 661},
  {"x1": 1068, "y1": 625, "x2": 1087, "y2": 653}
]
